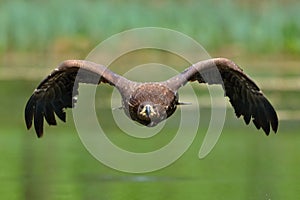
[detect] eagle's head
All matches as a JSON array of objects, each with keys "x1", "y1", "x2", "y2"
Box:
[{"x1": 137, "y1": 102, "x2": 167, "y2": 127}]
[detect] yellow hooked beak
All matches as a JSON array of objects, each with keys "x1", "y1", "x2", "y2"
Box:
[{"x1": 140, "y1": 104, "x2": 156, "y2": 117}]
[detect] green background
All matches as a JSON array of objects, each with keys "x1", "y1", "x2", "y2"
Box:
[{"x1": 1, "y1": 0, "x2": 300, "y2": 199}]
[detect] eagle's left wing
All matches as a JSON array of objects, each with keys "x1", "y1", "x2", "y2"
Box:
[{"x1": 165, "y1": 58, "x2": 278, "y2": 135}]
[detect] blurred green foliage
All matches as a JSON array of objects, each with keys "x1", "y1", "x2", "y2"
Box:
[{"x1": 0, "y1": 0, "x2": 299, "y2": 54}]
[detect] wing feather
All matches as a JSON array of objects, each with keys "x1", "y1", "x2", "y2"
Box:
[
  {"x1": 166, "y1": 58, "x2": 278, "y2": 135},
  {"x1": 25, "y1": 60, "x2": 127, "y2": 137},
  {"x1": 44, "y1": 103, "x2": 57, "y2": 126},
  {"x1": 34, "y1": 102, "x2": 44, "y2": 136}
]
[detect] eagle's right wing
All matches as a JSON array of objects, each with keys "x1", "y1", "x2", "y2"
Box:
[{"x1": 25, "y1": 60, "x2": 128, "y2": 137}]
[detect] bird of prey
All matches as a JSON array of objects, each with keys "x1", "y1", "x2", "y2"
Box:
[{"x1": 25, "y1": 58, "x2": 278, "y2": 137}]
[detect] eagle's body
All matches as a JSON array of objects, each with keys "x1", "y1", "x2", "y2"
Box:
[
  {"x1": 126, "y1": 83, "x2": 178, "y2": 127},
  {"x1": 25, "y1": 58, "x2": 278, "y2": 137}
]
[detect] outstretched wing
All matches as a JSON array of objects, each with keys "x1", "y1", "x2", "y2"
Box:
[
  {"x1": 25, "y1": 60, "x2": 127, "y2": 137},
  {"x1": 165, "y1": 58, "x2": 278, "y2": 135}
]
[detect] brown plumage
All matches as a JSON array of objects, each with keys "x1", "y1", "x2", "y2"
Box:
[{"x1": 25, "y1": 58, "x2": 278, "y2": 137}]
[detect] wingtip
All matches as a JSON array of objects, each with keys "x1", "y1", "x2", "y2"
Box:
[
  {"x1": 36, "y1": 131, "x2": 44, "y2": 138},
  {"x1": 272, "y1": 121, "x2": 279, "y2": 134},
  {"x1": 263, "y1": 120, "x2": 278, "y2": 136},
  {"x1": 26, "y1": 122, "x2": 32, "y2": 130},
  {"x1": 272, "y1": 112, "x2": 279, "y2": 133},
  {"x1": 25, "y1": 112, "x2": 32, "y2": 130},
  {"x1": 264, "y1": 129, "x2": 270, "y2": 136},
  {"x1": 34, "y1": 123, "x2": 44, "y2": 138},
  {"x1": 25, "y1": 95, "x2": 35, "y2": 131},
  {"x1": 262, "y1": 125, "x2": 270, "y2": 136}
]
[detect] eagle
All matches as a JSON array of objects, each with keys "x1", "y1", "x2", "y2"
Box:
[{"x1": 25, "y1": 58, "x2": 278, "y2": 137}]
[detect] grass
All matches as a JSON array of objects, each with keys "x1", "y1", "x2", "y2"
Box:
[{"x1": 1, "y1": 0, "x2": 300, "y2": 54}]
